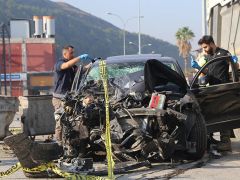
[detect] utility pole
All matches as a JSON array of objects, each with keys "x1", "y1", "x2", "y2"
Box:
[
  {"x1": 107, "y1": 12, "x2": 142, "y2": 55},
  {"x1": 138, "y1": 0, "x2": 142, "y2": 54},
  {"x1": 202, "y1": 0, "x2": 207, "y2": 35},
  {"x1": 1, "y1": 24, "x2": 7, "y2": 95},
  {"x1": 0, "y1": 23, "x2": 2, "y2": 95},
  {"x1": 107, "y1": 12, "x2": 126, "y2": 55},
  {"x1": 5, "y1": 24, "x2": 12, "y2": 96}
]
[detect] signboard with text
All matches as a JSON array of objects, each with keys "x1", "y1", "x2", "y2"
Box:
[{"x1": 0, "y1": 73, "x2": 27, "y2": 81}]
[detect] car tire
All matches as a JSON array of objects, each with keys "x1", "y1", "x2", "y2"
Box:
[{"x1": 186, "y1": 110, "x2": 207, "y2": 160}]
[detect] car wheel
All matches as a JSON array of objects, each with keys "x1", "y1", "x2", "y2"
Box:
[{"x1": 186, "y1": 110, "x2": 207, "y2": 160}]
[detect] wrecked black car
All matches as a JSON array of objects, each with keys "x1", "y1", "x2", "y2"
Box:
[
  {"x1": 59, "y1": 54, "x2": 207, "y2": 164},
  {"x1": 5, "y1": 54, "x2": 240, "y2": 177}
]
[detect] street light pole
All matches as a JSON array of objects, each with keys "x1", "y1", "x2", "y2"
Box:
[
  {"x1": 138, "y1": 0, "x2": 141, "y2": 54},
  {"x1": 202, "y1": 0, "x2": 207, "y2": 35},
  {"x1": 107, "y1": 12, "x2": 126, "y2": 55},
  {"x1": 129, "y1": 41, "x2": 151, "y2": 53},
  {"x1": 141, "y1": 43, "x2": 152, "y2": 50},
  {"x1": 107, "y1": 13, "x2": 143, "y2": 56}
]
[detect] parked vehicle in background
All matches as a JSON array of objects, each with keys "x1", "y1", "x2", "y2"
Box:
[
  {"x1": 204, "y1": 0, "x2": 240, "y2": 136},
  {"x1": 205, "y1": 0, "x2": 240, "y2": 58}
]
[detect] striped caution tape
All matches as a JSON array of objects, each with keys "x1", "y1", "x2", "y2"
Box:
[
  {"x1": 9, "y1": 127, "x2": 22, "y2": 134},
  {"x1": 0, "y1": 162, "x2": 21, "y2": 177},
  {"x1": 99, "y1": 60, "x2": 115, "y2": 180},
  {"x1": 0, "y1": 161, "x2": 105, "y2": 179},
  {"x1": 0, "y1": 60, "x2": 113, "y2": 179},
  {"x1": 22, "y1": 163, "x2": 50, "y2": 173}
]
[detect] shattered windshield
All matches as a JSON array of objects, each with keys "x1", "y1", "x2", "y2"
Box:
[
  {"x1": 83, "y1": 61, "x2": 178, "y2": 101},
  {"x1": 86, "y1": 61, "x2": 176, "y2": 82}
]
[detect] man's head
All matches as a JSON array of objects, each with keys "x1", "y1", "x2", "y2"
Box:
[
  {"x1": 198, "y1": 35, "x2": 216, "y2": 55},
  {"x1": 62, "y1": 45, "x2": 74, "y2": 60}
]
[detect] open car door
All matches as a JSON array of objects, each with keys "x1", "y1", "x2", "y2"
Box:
[{"x1": 190, "y1": 57, "x2": 240, "y2": 133}]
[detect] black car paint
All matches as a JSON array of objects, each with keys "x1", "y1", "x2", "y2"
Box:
[
  {"x1": 190, "y1": 56, "x2": 240, "y2": 133},
  {"x1": 106, "y1": 54, "x2": 240, "y2": 133}
]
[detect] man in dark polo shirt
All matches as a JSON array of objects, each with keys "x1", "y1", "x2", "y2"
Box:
[
  {"x1": 52, "y1": 45, "x2": 91, "y2": 145},
  {"x1": 198, "y1": 36, "x2": 231, "y2": 85},
  {"x1": 198, "y1": 35, "x2": 232, "y2": 151}
]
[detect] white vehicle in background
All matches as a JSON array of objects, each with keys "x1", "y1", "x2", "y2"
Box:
[{"x1": 203, "y1": 0, "x2": 240, "y2": 58}]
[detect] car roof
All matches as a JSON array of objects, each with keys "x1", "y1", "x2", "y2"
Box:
[{"x1": 106, "y1": 54, "x2": 177, "y2": 64}]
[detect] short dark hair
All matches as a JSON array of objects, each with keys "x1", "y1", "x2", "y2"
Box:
[
  {"x1": 198, "y1": 35, "x2": 215, "y2": 45},
  {"x1": 63, "y1": 45, "x2": 74, "y2": 50},
  {"x1": 62, "y1": 45, "x2": 74, "y2": 54}
]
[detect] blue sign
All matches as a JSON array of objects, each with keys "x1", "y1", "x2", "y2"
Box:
[{"x1": 1, "y1": 73, "x2": 21, "y2": 81}]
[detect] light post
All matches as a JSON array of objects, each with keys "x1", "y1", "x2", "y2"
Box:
[
  {"x1": 138, "y1": 0, "x2": 141, "y2": 54},
  {"x1": 202, "y1": 0, "x2": 207, "y2": 35},
  {"x1": 141, "y1": 43, "x2": 152, "y2": 49},
  {"x1": 107, "y1": 12, "x2": 143, "y2": 55},
  {"x1": 106, "y1": 12, "x2": 125, "y2": 55},
  {"x1": 129, "y1": 41, "x2": 152, "y2": 53}
]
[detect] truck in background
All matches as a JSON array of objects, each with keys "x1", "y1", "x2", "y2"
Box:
[{"x1": 205, "y1": 0, "x2": 240, "y2": 57}]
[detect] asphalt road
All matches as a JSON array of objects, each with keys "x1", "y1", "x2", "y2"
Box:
[
  {"x1": 118, "y1": 139, "x2": 240, "y2": 180},
  {"x1": 0, "y1": 133, "x2": 240, "y2": 179}
]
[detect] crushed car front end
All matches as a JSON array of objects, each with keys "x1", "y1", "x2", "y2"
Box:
[{"x1": 60, "y1": 54, "x2": 207, "y2": 165}]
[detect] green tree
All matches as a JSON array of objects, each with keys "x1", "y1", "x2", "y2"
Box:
[{"x1": 175, "y1": 27, "x2": 195, "y2": 75}]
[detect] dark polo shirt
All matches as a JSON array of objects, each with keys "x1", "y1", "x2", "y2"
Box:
[
  {"x1": 53, "y1": 58, "x2": 77, "y2": 98},
  {"x1": 206, "y1": 47, "x2": 231, "y2": 85}
]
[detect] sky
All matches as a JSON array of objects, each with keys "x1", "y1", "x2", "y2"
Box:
[{"x1": 53, "y1": 0, "x2": 203, "y2": 49}]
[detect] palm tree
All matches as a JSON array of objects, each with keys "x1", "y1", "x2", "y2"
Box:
[{"x1": 175, "y1": 27, "x2": 195, "y2": 75}]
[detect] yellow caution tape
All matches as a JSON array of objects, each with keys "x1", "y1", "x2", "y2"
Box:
[
  {"x1": 99, "y1": 60, "x2": 115, "y2": 180},
  {"x1": 22, "y1": 163, "x2": 50, "y2": 173},
  {"x1": 0, "y1": 161, "x2": 105, "y2": 179},
  {"x1": 0, "y1": 60, "x2": 114, "y2": 179},
  {"x1": 0, "y1": 162, "x2": 21, "y2": 177},
  {"x1": 9, "y1": 127, "x2": 22, "y2": 134}
]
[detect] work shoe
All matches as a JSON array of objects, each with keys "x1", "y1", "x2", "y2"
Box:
[{"x1": 216, "y1": 137, "x2": 232, "y2": 151}]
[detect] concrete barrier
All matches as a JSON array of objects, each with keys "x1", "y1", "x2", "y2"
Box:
[
  {"x1": 19, "y1": 95, "x2": 55, "y2": 136},
  {"x1": 0, "y1": 96, "x2": 19, "y2": 140}
]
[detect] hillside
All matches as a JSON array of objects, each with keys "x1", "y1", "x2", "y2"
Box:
[{"x1": 0, "y1": 0, "x2": 183, "y2": 66}]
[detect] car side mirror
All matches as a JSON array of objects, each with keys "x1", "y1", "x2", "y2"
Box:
[{"x1": 198, "y1": 75, "x2": 209, "y2": 86}]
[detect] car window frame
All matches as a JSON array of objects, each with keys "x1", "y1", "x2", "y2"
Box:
[{"x1": 190, "y1": 55, "x2": 237, "y2": 89}]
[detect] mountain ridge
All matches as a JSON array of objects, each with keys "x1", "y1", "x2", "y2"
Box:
[{"x1": 0, "y1": 0, "x2": 183, "y2": 67}]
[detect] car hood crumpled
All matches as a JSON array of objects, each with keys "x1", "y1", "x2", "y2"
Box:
[{"x1": 144, "y1": 59, "x2": 188, "y2": 93}]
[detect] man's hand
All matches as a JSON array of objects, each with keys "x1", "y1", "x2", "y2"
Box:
[
  {"x1": 79, "y1": 54, "x2": 90, "y2": 60},
  {"x1": 191, "y1": 56, "x2": 201, "y2": 70}
]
